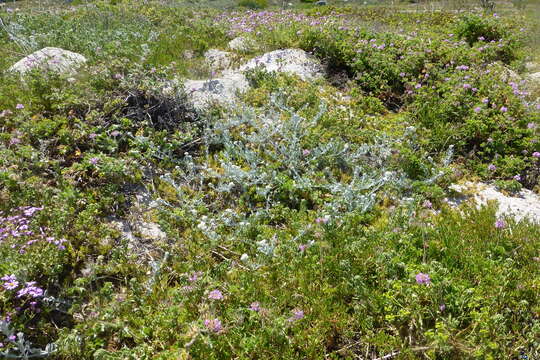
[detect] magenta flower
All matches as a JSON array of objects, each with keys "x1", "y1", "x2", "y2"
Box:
[
  {"x1": 249, "y1": 302, "x2": 261, "y2": 312},
  {"x1": 9, "y1": 138, "x2": 21, "y2": 145},
  {"x1": 204, "y1": 318, "x2": 223, "y2": 333},
  {"x1": 315, "y1": 217, "x2": 329, "y2": 224},
  {"x1": 533, "y1": 152, "x2": 540, "y2": 158},
  {"x1": 513, "y1": 174, "x2": 521, "y2": 181},
  {"x1": 188, "y1": 271, "x2": 203, "y2": 283},
  {"x1": 423, "y1": 200, "x2": 432, "y2": 209},
  {"x1": 495, "y1": 219, "x2": 506, "y2": 229},
  {"x1": 110, "y1": 130, "x2": 121, "y2": 137},
  {"x1": 415, "y1": 272, "x2": 431, "y2": 285},
  {"x1": 439, "y1": 303, "x2": 446, "y2": 312},
  {"x1": 16, "y1": 282, "x2": 44, "y2": 298},
  {"x1": 208, "y1": 289, "x2": 224, "y2": 300},
  {"x1": 89, "y1": 133, "x2": 98, "y2": 139},
  {"x1": 89, "y1": 157, "x2": 99, "y2": 165},
  {"x1": 527, "y1": 123, "x2": 536, "y2": 129},
  {"x1": 474, "y1": 107, "x2": 481, "y2": 113},
  {"x1": 15, "y1": 104, "x2": 24, "y2": 110},
  {"x1": 488, "y1": 164, "x2": 496, "y2": 171},
  {"x1": 500, "y1": 106, "x2": 508, "y2": 113},
  {"x1": 1, "y1": 275, "x2": 19, "y2": 290},
  {"x1": 302, "y1": 149, "x2": 311, "y2": 156},
  {"x1": 289, "y1": 309, "x2": 304, "y2": 321}
]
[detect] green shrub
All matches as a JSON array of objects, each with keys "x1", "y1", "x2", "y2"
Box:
[
  {"x1": 237, "y1": 0, "x2": 268, "y2": 9},
  {"x1": 455, "y1": 14, "x2": 505, "y2": 46}
]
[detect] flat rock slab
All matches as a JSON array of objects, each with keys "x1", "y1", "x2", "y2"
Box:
[
  {"x1": 447, "y1": 182, "x2": 540, "y2": 223},
  {"x1": 204, "y1": 49, "x2": 234, "y2": 72},
  {"x1": 239, "y1": 48, "x2": 325, "y2": 81},
  {"x1": 9, "y1": 47, "x2": 87, "y2": 76},
  {"x1": 184, "y1": 72, "x2": 249, "y2": 110}
]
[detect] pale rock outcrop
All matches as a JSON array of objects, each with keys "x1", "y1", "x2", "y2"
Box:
[
  {"x1": 228, "y1": 36, "x2": 256, "y2": 52},
  {"x1": 526, "y1": 71, "x2": 540, "y2": 84},
  {"x1": 239, "y1": 48, "x2": 324, "y2": 81},
  {"x1": 181, "y1": 48, "x2": 324, "y2": 110},
  {"x1": 183, "y1": 72, "x2": 250, "y2": 110},
  {"x1": 446, "y1": 182, "x2": 540, "y2": 223},
  {"x1": 524, "y1": 62, "x2": 540, "y2": 73},
  {"x1": 9, "y1": 47, "x2": 86, "y2": 76},
  {"x1": 204, "y1": 49, "x2": 234, "y2": 72}
]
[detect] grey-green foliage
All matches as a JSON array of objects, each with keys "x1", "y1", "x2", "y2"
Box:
[
  {"x1": 0, "y1": 321, "x2": 56, "y2": 359},
  {"x1": 159, "y1": 93, "x2": 450, "y2": 223}
]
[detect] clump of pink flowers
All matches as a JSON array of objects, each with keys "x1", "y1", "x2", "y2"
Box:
[
  {"x1": 204, "y1": 318, "x2": 223, "y2": 333},
  {"x1": 208, "y1": 289, "x2": 224, "y2": 300},
  {"x1": 0, "y1": 206, "x2": 68, "y2": 252},
  {"x1": 415, "y1": 272, "x2": 431, "y2": 285},
  {"x1": 288, "y1": 309, "x2": 304, "y2": 322}
]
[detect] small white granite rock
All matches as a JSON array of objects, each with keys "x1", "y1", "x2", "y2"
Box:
[
  {"x1": 228, "y1": 36, "x2": 256, "y2": 52},
  {"x1": 9, "y1": 47, "x2": 87, "y2": 76},
  {"x1": 183, "y1": 72, "x2": 250, "y2": 110},
  {"x1": 526, "y1": 71, "x2": 540, "y2": 84},
  {"x1": 204, "y1": 49, "x2": 234, "y2": 72},
  {"x1": 447, "y1": 182, "x2": 540, "y2": 223},
  {"x1": 525, "y1": 62, "x2": 540, "y2": 73},
  {"x1": 239, "y1": 49, "x2": 324, "y2": 81}
]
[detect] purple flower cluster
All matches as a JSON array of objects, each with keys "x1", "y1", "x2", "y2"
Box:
[
  {"x1": 288, "y1": 309, "x2": 305, "y2": 322},
  {"x1": 216, "y1": 10, "x2": 350, "y2": 37},
  {"x1": 0, "y1": 206, "x2": 67, "y2": 253},
  {"x1": 208, "y1": 289, "x2": 224, "y2": 300},
  {"x1": 204, "y1": 318, "x2": 223, "y2": 333},
  {"x1": 494, "y1": 219, "x2": 506, "y2": 229},
  {"x1": 1, "y1": 275, "x2": 19, "y2": 291},
  {"x1": 1, "y1": 275, "x2": 43, "y2": 298},
  {"x1": 16, "y1": 282, "x2": 44, "y2": 298},
  {"x1": 415, "y1": 272, "x2": 431, "y2": 285}
]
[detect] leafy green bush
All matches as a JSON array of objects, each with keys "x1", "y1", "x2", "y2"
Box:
[
  {"x1": 455, "y1": 14, "x2": 505, "y2": 46},
  {"x1": 237, "y1": 0, "x2": 268, "y2": 9}
]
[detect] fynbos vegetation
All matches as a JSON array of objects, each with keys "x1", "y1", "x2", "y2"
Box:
[{"x1": 0, "y1": 0, "x2": 539, "y2": 359}]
